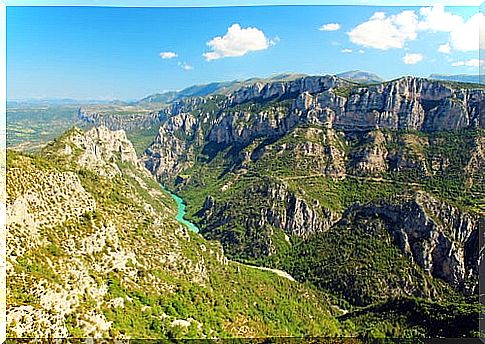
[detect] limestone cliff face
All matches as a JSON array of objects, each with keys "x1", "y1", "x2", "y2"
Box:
[
  {"x1": 340, "y1": 192, "x2": 480, "y2": 294},
  {"x1": 68, "y1": 125, "x2": 141, "y2": 177},
  {"x1": 295, "y1": 77, "x2": 482, "y2": 131},
  {"x1": 255, "y1": 182, "x2": 339, "y2": 238},
  {"x1": 198, "y1": 180, "x2": 339, "y2": 258},
  {"x1": 145, "y1": 76, "x2": 484, "y2": 181},
  {"x1": 347, "y1": 130, "x2": 389, "y2": 175},
  {"x1": 144, "y1": 113, "x2": 198, "y2": 179},
  {"x1": 227, "y1": 75, "x2": 347, "y2": 105},
  {"x1": 346, "y1": 130, "x2": 431, "y2": 176}
]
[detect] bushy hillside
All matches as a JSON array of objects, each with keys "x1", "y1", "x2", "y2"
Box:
[{"x1": 6, "y1": 126, "x2": 341, "y2": 338}]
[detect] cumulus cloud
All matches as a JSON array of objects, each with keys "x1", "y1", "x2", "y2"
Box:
[
  {"x1": 419, "y1": 5, "x2": 483, "y2": 52},
  {"x1": 451, "y1": 59, "x2": 480, "y2": 67},
  {"x1": 418, "y1": 5, "x2": 463, "y2": 32},
  {"x1": 449, "y1": 13, "x2": 483, "y2": 52},
  {"x1": 178, "y1": 62, "x2": 194, "y2": 70},
  {"x1": 348, "y1": 10, "x2": 418, "y2": 50},
  {"x1": 159, "y1": 51, "x2": 177, "y2": 59},
  {"x1": 203, "y1": 24, "x2": 273, "y2": 61},
  {"x1": 438, "y1": 43, "x2": 451, "y2": 54},
  {"x1": 403, "y1": 53, "x2": 424, "y2": 64},
  {"x1": 341, "y1": 48, "x2": 353, "y2": 53},
  {"x1": 319, "y1": 23, "x2": 341, "y2": 31},
  {"x1": 348, "y1": 5, "x2": 484, "y2": 53}
]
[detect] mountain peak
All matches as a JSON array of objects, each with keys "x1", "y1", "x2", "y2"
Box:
[{"x1": 336, "y1": 70, "x2": 384, "y2": 84}]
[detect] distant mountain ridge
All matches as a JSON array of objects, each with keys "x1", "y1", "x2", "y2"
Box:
[
  {"x1": 136, "y1": 73, "x2": 307, "y2": 105},
  {"x1": 429, "y1": 74, "x2": 483, "y2": 84},
  {"x1": 137, "y1": 71, "x2": 384, "y2": 105},
  {"x1": 336, "y1": 70, "x2": 384, "y2": 84}
]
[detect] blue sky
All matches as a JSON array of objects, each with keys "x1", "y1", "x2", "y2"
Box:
[{"x1": 6, "y1": 4, "x2": 482, "y2": 100}]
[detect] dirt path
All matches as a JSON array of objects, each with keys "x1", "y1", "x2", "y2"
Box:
[
  {"x1": 241, "y1": 263, "x2": 296, "y2": 282},
  {"x1": 279, "y1": 173, "x2": 422, "y2": 187}
]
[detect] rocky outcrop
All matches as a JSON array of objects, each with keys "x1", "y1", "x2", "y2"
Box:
[
  {"x1": 200, "y1": 181, "x2": 338, "y2": 244},
  {"x1": 68, "y1": 126, "x2": 141, "y2": 177},
  {"x1": 252, "y1": 182, "x2": 338, "y2": 237},
  {"x1": 347, "y1": 130, "x2": 431, "y2": 176},
  {"x1": 227, "y1": 75, "x2": 347, "y2": 105},
  {"x1": 347, "y1": 130, "x2": 389, "y2": 175},
  {"x1": 144, "y1": 113, "x2": 198, "y2": 178},
  {"x1": 340, "y1": 192, "x2": 480, "y2": 294}
]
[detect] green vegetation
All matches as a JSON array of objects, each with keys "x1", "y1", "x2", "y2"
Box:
[
  {"x1": 6, "y1": 129, "x2": 344, "y2": 338},
  {"x1": 101, "y1": 263, "x2": 340, "y2": 338},
  {"x1": 166, "y1": 123, "x2": 482, "y2": 338},
  {"x1": 287, "y1": 177, "x2": 406, "y2": 212},
  {"x1": 279, "y1": 218, "x2": 462, "y2": 307},
  {"x1": 126, "y1": 125, "x2": 161, "y2": 156},
  {"x1": 340, "y1": 296, "x2": 482, "y2": 338},
  {"x1": 332, "y1": 86, "x2": 355, "y2": 98}
]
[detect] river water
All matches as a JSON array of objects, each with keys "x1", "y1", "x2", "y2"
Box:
[
  {"x1": 161, "y1": 185, "x2": 299, "y2": 282},
  {"x1": 161, "y1": 185, "x2": 200, "y2": 233}
]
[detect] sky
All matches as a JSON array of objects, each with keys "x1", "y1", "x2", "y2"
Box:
[{"x1": 6, "y1": 4, "x2": 483, "y2": 100}]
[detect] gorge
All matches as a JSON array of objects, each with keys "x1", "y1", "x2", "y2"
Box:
[{"x1": 6, "y1": 73, "x2": 484, "y2": 338}]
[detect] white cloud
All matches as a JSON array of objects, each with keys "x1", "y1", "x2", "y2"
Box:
[
  {"x1": 418, "y1": 6, "x2": 483, "y2": 52},
  {"x1": 451, "y1": 59, "x2": 480, "y2": 67},
  {"x1": 418, "y1": 5, "x2": 463, "y2": 32},
  {"x1": 348, "y1": 10, "x2": 418, "y2": 50},
  {"x1": 449, "y1": 13, "x2": 483, "y2": 52},
  {"x1": 341, "y1": 48, "x2": 353, "y2": 53},
  {"x1": 438, "y1": 43, "x2": 451, "y2": 54},
  {"x1": 348, "y1": 5, "x2": 484, "y2": 53},
  {"x1": 319, "y1": 23, "x2": 341, "y2": 31},
  {"x1": 178, "y1": 62, "x2": 194, "y2": 70},
  {"x1": 203, "y1": 24, "x2": 273, "y2": 61},
  {"x1": 159, "y1": 51, "x2": 177, "y2": 59},
  {"x1": 403, "y1": 53, "x2": 424, "y2": 64},
  {"x1": 358, "y1": 49, "x2": 365, "y2": 54}
]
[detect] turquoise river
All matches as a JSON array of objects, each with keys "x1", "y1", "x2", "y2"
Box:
[{"x1": 161, "y1": 185, "x2": 200, "y2": 233}]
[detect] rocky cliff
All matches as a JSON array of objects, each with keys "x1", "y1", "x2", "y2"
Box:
[
  {"x1": 340, "y1": 192, "x2": 480, "y2": 293},
  {"x1": 197, "y1": 179, "x2": 339, "y2": 258},
  {"x1": 144, "y1": 76, "x2": 484, "y2": 179}
]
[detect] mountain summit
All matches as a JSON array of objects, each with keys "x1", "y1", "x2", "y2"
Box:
[{"x1": 336, "y1": 70, "x2": 384, "y2": 84}]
